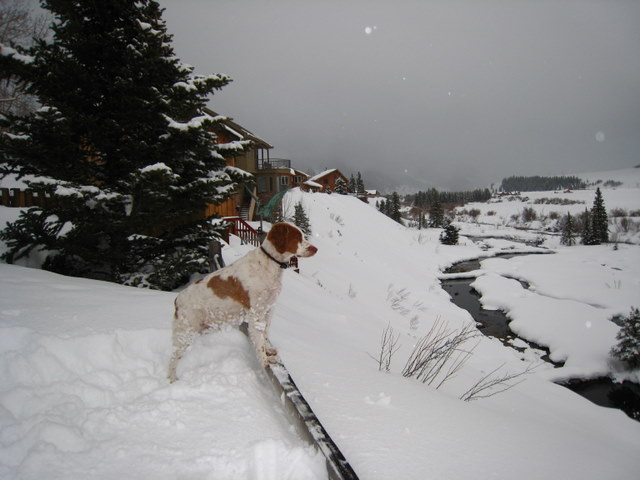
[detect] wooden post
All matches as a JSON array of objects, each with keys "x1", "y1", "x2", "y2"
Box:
[
  {"x1": 1, "y1": 188, "x2": 10, "y2": 207},
  {"x1": 24, "y1": 189, "x2": 34, "y2": 207},
  {"x1": 10, "y1": 188, "x2": 22, "y2": 207},
  {"x1": 208, "y1": 239, "x2": 225, "y2": 272}
]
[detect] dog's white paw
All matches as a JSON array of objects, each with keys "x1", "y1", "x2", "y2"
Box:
[
  {"x1": 263, "y1": 347, "x2": 278, "y2": 366},
  {"x1": 266, "y1": 347, "x2": 278, "y2": 357}
]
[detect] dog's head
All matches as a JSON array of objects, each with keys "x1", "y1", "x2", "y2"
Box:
[{"x1": 264, "y1": 222, "x2": 318, "y2": 261}]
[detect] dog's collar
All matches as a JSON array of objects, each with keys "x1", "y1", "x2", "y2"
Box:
[{"x1": 260, "y1": 246, "x2": 289, "y2": 269}]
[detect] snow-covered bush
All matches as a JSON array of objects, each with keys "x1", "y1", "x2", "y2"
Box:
[{"x1": 610, "y1": 308, "x2": 640, "y2": 369}]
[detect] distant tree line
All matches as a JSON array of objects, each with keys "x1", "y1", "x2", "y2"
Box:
[
  {"x1": 501, "y1": 176, "x2": 586, "y2": 192},
  {"x1": 408, "y1": 188, "x2": 492, "y2": 208}
]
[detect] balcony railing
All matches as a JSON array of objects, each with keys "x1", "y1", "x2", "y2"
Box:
[{"x1": 258, "y1": 158, "x2": 291, "y2": 170}]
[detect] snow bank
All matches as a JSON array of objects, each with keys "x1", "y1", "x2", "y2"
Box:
[
  {"x1": 473, "y1": 244, "x2": 640, "y2": 383},
  {"x1": 0, "y1": 265, "x2": 326, "y2": 480}
]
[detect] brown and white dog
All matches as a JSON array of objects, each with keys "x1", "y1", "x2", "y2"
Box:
[{"x1": 168, "y1": 222, "x2": 317, "y2": 382}]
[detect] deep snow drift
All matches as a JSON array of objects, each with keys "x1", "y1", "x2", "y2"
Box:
[
  {"x1": 0, "y1": 264, "x2": 326, "y2": 479},
  {"x1": 1, "y1": 179, "x2": 640, "y2": 479}
]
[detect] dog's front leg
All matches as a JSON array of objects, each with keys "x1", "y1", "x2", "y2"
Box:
[{"x1": 246, "y1": 308, "x2": 278, "y2": 366}]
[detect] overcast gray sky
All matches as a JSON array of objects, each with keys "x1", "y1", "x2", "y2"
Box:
[{"x1": 159, "y1": 0, "x2": 640, "y2": 191}]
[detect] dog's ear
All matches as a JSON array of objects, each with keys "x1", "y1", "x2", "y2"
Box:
[{"x1": 267, "y1": 223, "x2": 302, "y2": 254}]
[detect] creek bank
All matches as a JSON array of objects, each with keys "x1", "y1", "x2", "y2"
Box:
[{"x1": 441, "y1": 254, "x2": 640, "y2": 421}]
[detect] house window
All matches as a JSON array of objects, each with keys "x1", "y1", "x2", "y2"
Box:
[
  {"x1": 257, "y1": 176, "x2": 269, "y2": 193},
  {"x1": 280, "y1": 176, "x2": 289, "y2": 187}
]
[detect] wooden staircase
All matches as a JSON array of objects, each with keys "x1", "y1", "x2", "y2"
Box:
[{"x1": 223, "y1": 217, "x2": 263, "y2": 247}]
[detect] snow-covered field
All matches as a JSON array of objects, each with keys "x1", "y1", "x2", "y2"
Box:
[
  {"x1": 456, "y1": 167, "x2": 640, "y2": 245},
  {"x1": 1, "y1": 169, "x2": 640, "y2": 479}
]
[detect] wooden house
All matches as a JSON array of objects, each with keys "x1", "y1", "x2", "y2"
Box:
[
  {"x1": 202, "y1": 108, "x2": 273, "y2": 220},
  {"x1": 303, "y1": 169, "x2": 348, "y2": 193},
  {"x1": 254, "y1": 157, "x2": 309, "y2": 206}
]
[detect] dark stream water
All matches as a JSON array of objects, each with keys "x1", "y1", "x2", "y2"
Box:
[{"x1": 442, "y1": 258, "x2": 640, "y2": 421}]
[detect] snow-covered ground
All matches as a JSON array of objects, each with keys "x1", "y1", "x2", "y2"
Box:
[
  {"x1": 2, "y1": 170, "x2": 640, "y2": 479},
  {"x1": 457, "y1": 167, "x2": 640, "y2": 245}
]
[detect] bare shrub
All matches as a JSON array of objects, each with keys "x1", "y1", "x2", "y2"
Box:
[
  {"x1": 368, "y1": 324, "x2": 401, "y2": 372},
  {"x1": 521, "y1": 207, "x2": 537, "y2": 222},
  {"x1": 613, "y1": 217, "x2": 640, "y2": 235},
  {"x1": 369, "y1": 320, "x2": 537, "y2": 401},
  {"x1": 533, "y1": 197, "x2": 584, "y2": 206},
  {"x1": 609, "y1": 208, "x2": 628, "y2": 217},
  {"x1": 603, "y1": 180, "x2": 623, "y2": 188},
  {"x1": 460, "y1": 363, "x2": 537, "y2": 401},
  {"x1": 402, "y1": 318, "x2": 479, "y2": 389}
]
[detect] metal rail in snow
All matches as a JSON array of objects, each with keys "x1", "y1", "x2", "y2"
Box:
[{"x1": 265, "y1": 362, "x2": 360, "y2": 480}]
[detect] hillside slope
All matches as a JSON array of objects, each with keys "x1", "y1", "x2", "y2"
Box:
[{"x1": 272, "y1": 189, "x2": 640, "y2": 479}]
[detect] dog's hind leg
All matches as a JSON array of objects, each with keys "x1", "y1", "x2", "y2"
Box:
[
  {"x1": 167, "y1": 317, "x2": 199, "y2": 383},
  {"x1": 168, "y1": 331, "x2": 193, "y2": 383}
]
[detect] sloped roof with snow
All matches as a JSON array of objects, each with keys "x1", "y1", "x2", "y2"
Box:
[
  {"x1": 203, "y1": 107, "x2": 273, "y2": 149},
  {"x1": 303, "y1": 179, "x2": 323, "y2": 188},
  {"x1": 309, "y1": 169, "x2": 343, "y2": 182}
]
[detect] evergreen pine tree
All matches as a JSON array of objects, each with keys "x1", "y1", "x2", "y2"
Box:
[
  {"x1": 293, "y1": 201, "x2": 311, "y2": 236},
  {"x1": 428, "y1": 193, "x2": 444, "y2": 228},
  {"x1": 439, "y1": 222, "x2": 460, "y2": 245},
  {"x1": 581, "y1": 209, "x2": 596, "y2": 245},
  {"x1": 610, "y1": 308, "x2": 640, "y2": 369},
  {"x1": 348, "y1": 174, "x2": 356, "y2": 194},
  {"x1": 561, "y1": 212, "x2": 576, "y2": 246},
  {"x1": 0, "y1": 0, "x2": 248, "y2": 290},
  {"x1": 591, "y1": 187, "x2": 609, "y2": 244},
  {"x1": 356, "y1": 171, "x2": 365, "y2": 195},
  {"x1": 334, "y1": 177, "x2": 347, "y2": 195},
  {"x1": 390, "y1": 192, "x2": 402, "y2": 223}
]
